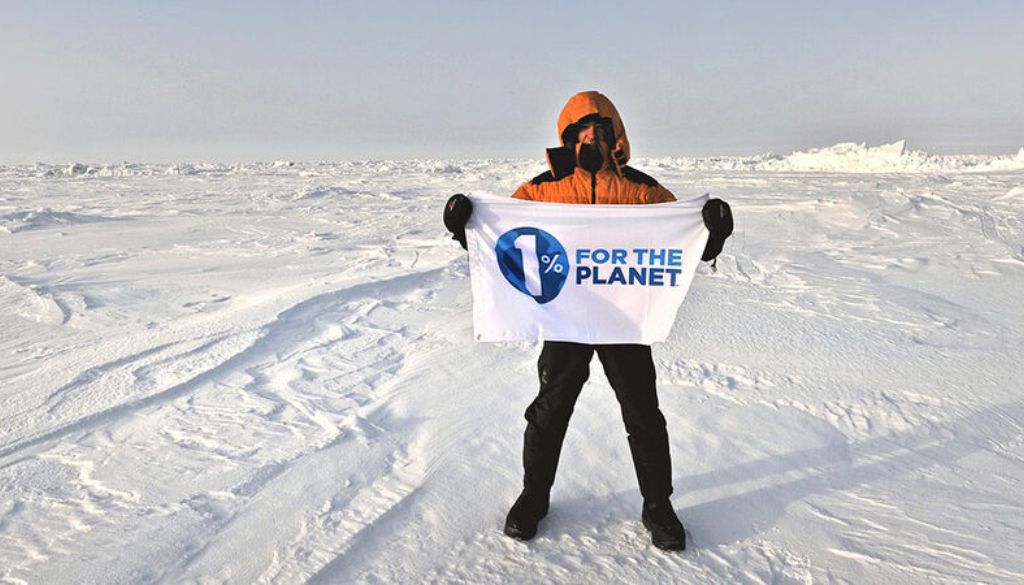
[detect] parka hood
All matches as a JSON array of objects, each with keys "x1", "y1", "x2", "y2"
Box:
[{"x1": 546, "y1": 91, "x2": 631, "y2": 178}]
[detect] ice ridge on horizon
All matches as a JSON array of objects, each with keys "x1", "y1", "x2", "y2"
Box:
[{"x1": 3, "y1": 141, "x2": 1024, "y2": 177}]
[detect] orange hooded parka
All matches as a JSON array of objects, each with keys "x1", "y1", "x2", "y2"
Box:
[{"x1": 512, "y1": 91, "x2": 675, "y2": 205}]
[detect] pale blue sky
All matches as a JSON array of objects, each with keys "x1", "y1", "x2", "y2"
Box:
[{"x1": 2, "y1": 0, "x2": 1021, "y2": 162}]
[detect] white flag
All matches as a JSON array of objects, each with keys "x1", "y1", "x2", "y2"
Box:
[{"x1": 466, "y1": 193, "x2": 710, "y2": 344}]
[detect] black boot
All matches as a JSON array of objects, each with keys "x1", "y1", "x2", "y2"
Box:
[
  {"x1": 642, "y1": 499, "x2": 686, "y2": 551},
  {"x1": 503, "y1": 490, "x2": 550, "y2": 541}
]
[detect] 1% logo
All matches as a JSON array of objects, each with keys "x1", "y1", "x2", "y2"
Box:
[{"x1": 495, "y1": 227, "x2": 570, "y2": 304}]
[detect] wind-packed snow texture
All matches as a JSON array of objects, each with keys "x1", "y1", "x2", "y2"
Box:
[{"x1": 2, "y1": 142, "x2": 1023, "y2": 584}]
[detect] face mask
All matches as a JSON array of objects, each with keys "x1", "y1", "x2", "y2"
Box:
[{"x1": 578, "y1": 142, "x2": 604, "y2": 173}]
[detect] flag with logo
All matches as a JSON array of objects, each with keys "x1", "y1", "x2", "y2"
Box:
[{"x1": 465, "y1": 193, "x2": 710, "y2": 344}]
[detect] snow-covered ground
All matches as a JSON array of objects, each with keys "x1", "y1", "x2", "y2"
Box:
[{"x1": 2, "y1": 142, "x2": 1023, "y2": 584}]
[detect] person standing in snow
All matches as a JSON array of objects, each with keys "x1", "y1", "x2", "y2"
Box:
[{"x1": 443, "y1": 91, "x2": 733, "y2": 551}]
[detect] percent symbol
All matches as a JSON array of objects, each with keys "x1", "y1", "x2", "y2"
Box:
[{"x1": 540, "y1": 253, "x2": 564, "y2": 274}]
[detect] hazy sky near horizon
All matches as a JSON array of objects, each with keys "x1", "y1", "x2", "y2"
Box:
[{"x1": 2, "y1": 0, "x2": 1022, "y2": 163}]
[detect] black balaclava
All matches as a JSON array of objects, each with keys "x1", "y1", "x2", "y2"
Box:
[
  {"x1": 568, "y1": 114, "x2": 612, "y2": 174},
  {"x1": 578, "y1": 142, "x2": 604, "y2": 174}
]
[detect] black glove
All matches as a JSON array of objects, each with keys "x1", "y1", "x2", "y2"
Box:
[
  {"x1": 443, "y1": 193, "x2": 473, "y2": 250},
  {"x1": 701, "y1": 198, "x2": 733, "y2": 262}
]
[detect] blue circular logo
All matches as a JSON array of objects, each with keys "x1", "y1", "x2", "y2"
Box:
[{"x1": 495, "y1": 227, "x2": 570, "y2": 304}]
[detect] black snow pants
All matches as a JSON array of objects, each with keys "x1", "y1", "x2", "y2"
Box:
[{"x1": 521, "y1": 341, "x2": 673, "y2": 501}]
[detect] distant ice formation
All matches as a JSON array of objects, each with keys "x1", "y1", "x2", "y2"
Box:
[
  {"x1": 762, "y1": 141, "x2": 1024, "y2": 173},
  {"x1": 3, "y1": 142, "x2": 1023, "y2": 177},
  {"x1": 771, "y1": 140, "x2": 925, "y2": 172},
  {"x1": 646, "y1": 141, "x2": 1024, "y2": 173}
]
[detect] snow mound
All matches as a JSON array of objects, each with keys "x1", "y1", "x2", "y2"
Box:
[
  {"x1": 0, "y1": 275, "x2": 67, "y2": 325},
  {"x1": 0, "y1": 208, "x2": 119, "y2": 233},
  {"x1": 162, "y1": 162, "x2": 241, "y2": 176},
  {"x1": 993, "y1": 185, "x2": 1024, "y2": 201}
]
